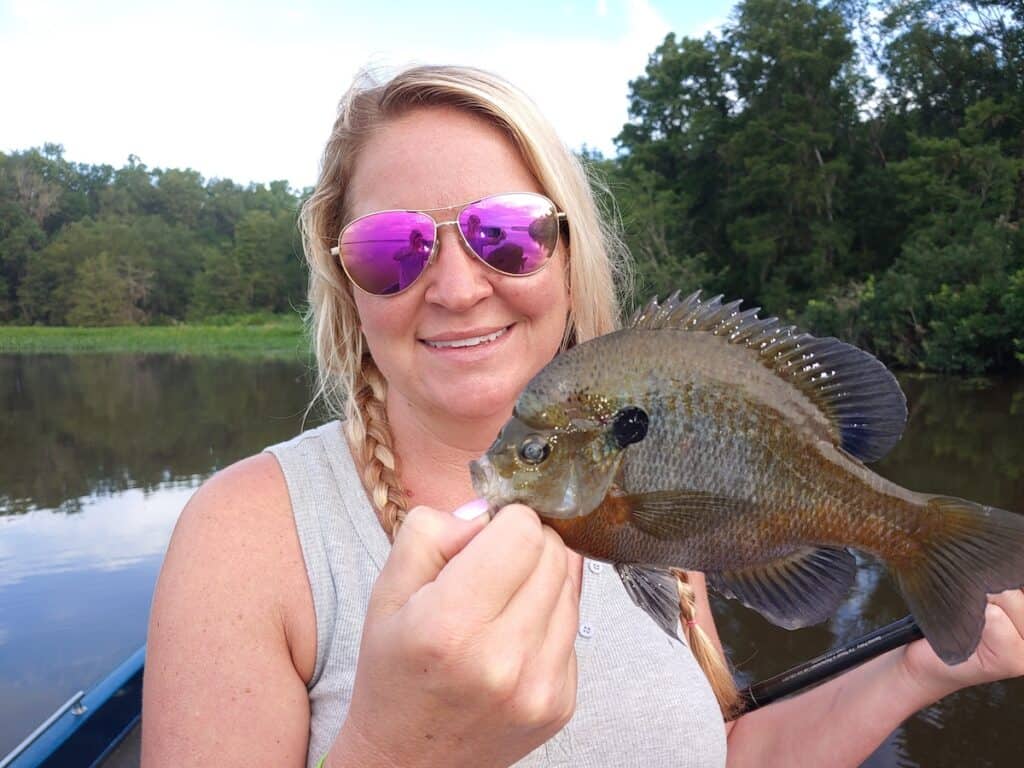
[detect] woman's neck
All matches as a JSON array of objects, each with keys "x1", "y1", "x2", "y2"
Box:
[{"x1": 385, "y1": 392, "x2": 510, "y2": 513}]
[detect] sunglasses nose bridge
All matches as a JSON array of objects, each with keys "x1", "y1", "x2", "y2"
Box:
[{"x1": 434, "y1": 217, "x2": 477, "y2": 259}]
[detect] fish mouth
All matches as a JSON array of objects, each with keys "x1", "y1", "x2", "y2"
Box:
[{"x1": 469, "y1": 457, "x2": 493, "y2": 499}]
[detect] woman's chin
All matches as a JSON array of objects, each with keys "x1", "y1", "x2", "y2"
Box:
[
  {"x1": 421, "y1": 380, "x2": 518, "y2": 426},
  {"x1": 440, "y1": 392, "x2": 515, "y2": 423}
]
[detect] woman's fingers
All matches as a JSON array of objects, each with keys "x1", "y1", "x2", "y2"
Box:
[
  {"x1": 976, "y1": 589, "x2": 1024, "y2": 678},
  {"x1": 437, "y1": 504, "x2": 547, "y2": 623},
  {"x1": 371, "y1": 505, "x2": 488, "y2": 615},
  {"x1": 542, "y1": 555, "x2": 583, "y2": 667},
  {"x1": 988, "y1": 588, "x2": 1024, "y2": 638},
  {"x1": 499, "y1": 525, "x2": 572, "y2": 644},
  {"x1": 520, "y1": 549, "x2": 582, "y2": 727}
]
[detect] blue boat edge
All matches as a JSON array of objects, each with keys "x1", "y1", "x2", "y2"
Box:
[{"x1": 1, "y1": 645, "x2": 145, "y2": 768}]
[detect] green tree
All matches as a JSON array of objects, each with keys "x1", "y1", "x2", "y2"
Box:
[
  {"x1": 66, "y1": 251, "x2": 139, "y2": 325},
  {"x1": 614, "y1": 32, "x2": 732, "y2": 301},
  {"x1": 133, "y1": 215, "x2": 204, "y2": 320},
  {"x1": 233, "y1": 209, "x2": 303, "y2": 312},
  {"x1": 153, "y1": 168, "x2": 206, "y2": 228},
  {"x1": 18, "y1": 217, "x2": 152, "y2": 325},
  {"x1": 719, "y1": 0, "x2": 862, "y2": 310},
  {"x1": 190, "y1": 246, "x2": 248, "y2": 318}
]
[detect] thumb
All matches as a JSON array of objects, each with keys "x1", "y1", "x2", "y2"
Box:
[{"x1": 371, "y1": 504, "x2": 488, "y2": 615}]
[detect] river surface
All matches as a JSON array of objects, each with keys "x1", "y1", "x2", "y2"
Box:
[{"x1": 1, "y1": 353, "x2": 1022, "y2": 766}]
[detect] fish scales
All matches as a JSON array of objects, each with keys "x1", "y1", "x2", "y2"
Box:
[{"x1": 555, "y1": 329, "x2": 923, "y2": 570}]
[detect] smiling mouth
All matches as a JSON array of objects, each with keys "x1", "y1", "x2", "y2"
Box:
[{"x1": 423, "y1": 326, "x2": 510, "y2": 349}]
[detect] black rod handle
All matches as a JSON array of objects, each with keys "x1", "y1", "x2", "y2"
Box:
[{"x1": 739, "y1": 615, "x2": 924, "y2": 713}]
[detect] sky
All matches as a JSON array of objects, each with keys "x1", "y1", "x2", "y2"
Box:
[{"x1": 1, "y1": 0, "x2": 737, "y2": 189}]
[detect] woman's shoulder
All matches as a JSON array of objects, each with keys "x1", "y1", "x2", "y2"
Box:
[
  {"x1": 144, "y1": 451, "x2": 317, "y2": 762},
  {"x1": 185, "y1": 451, "x2": 293, "y2": 538},
  {"x1": 163, "y1": 452, "x2": 306, "y2": 607},
  {"x1": 156, "y1": 451, "x2": 316, "y2": 670},
  {"x1": 264, "y1": 419, "x2": 356, "y2": 490}
]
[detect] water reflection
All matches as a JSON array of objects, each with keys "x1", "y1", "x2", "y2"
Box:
[
  {"x1": 0, "y1": 353, "x2": 320, "y2": 757},
  {"x1": 0, "y1": 485, "x2": 193, "y2": 750},
  {"x1": 0, "y1": 354, "x2": 314, "y2": 515},
  {"x1": 0, "y1": 485, "x2": 191, "y2": 588}
]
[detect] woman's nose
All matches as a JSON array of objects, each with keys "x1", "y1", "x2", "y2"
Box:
[{"x1": 422, "y1": 222, "x2": 494, "y2": 309}]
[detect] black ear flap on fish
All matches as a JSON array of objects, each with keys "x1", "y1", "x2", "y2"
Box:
[{"x1": 611, "y1": 406, "x2": 649, "y2": 448}]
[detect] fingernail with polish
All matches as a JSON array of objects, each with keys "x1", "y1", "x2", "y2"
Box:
[{"x1": 453, "y1": 497, "x2": 490, "y2": 521}]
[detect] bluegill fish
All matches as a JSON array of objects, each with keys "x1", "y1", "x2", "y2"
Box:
[{"x1": 470, "y1": 291, "x2": 1024, "y2": 665}]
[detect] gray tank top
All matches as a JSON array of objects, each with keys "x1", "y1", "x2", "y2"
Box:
[{"x1": 267, "y1": 421, "x2": 727, "y2": 768}]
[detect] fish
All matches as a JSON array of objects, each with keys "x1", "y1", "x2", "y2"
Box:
[{"x1": 469, "y1": 290, "x2": 1024, "y2": 665}]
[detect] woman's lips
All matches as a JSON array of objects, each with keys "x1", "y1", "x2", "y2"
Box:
[{"x1": 421, "y1": 325, "x2": 512, "y2": 349}]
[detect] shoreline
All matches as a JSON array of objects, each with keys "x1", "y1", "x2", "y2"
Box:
[{"x1": 0, "y1": 318, "x2": 307, "y2": 358}]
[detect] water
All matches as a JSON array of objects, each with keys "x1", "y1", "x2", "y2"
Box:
[
  {"x1": 0, "y1": 353, "x2": 319, "y2": 756},
  {"x1": 1, "y1": 355, "x2": 1022, "y2": 766}
]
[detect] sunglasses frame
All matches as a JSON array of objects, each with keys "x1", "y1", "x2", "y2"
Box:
[{"x1": 330, "y1": 191, "x2": 568, "y2": 297}]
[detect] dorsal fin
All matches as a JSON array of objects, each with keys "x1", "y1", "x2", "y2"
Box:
[{"x1": 629, "y1": 290, "x2": 907, "y2": 463}]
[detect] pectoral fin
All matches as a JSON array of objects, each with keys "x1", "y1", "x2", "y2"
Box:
[
  {"x1": 707, "y1": 547, "x2": 856, "y2": 629},
  {"x1": 614, "y1": 563, "x2": 682, "y2": 641},
  {"x1": 626, "y1": 490, "x2": 754, "y2": 540}
]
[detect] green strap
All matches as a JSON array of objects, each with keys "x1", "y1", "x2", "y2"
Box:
[{"x1": 315, "y1": 754, "x2": 328, "y2": 768}]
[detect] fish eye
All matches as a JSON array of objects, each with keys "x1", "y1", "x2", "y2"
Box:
[{"x1": 518, "y1": 436, "x2": 551, "y2": 465}]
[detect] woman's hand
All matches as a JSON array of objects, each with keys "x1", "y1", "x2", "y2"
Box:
[
  {"x1": 328, "y1": 503, "x2": 582, "y2": 768},
  {"x1": 901, "y1": 588, "x2": 1024, "y2": 701}
]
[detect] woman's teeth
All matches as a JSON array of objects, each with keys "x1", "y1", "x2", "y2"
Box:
[{"x1": 425, "y1": 327, "x2": 507, "y2": 349}]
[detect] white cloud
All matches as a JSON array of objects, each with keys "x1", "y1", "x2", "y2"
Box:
[
  {"x1": 1, "y1": 0, "x2": 729, "y2": 185},
  {"x1": 381, "y1": 0, "x2": 672, "y2": 161},
  {"x1": 0, "y1": 485, "x2": 193, "y2": 589},
  {"x1": 1, "y1": 1, "x2": 368, "y2": 186}
]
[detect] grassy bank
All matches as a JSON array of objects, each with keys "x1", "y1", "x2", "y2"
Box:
[{"x1": 0, "y1": 316, "x2": 308, "y2": 357}]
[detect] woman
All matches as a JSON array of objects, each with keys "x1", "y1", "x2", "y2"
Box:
[{"x1": 142, "y1": 65, "x2": 1024, "y2": 767}]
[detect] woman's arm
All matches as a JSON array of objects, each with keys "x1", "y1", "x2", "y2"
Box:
[
  {"x1": 143, "y1": 454, "x2": 316, "y2": 766},
  {"x1": 687, "y1": 574, "x2": 1024, "y2": 767}
]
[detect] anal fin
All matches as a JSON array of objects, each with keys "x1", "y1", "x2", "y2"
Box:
[{"x1": 707, "y1": 546, "x2": 856, "y2": 629}]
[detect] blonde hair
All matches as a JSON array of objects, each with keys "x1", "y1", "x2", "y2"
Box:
[{"x1": 299, "y1": 64, "x2": 736, "y2": 717}]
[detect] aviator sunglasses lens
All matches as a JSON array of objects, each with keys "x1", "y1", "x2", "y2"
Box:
[
  {"x1": 338, "y1": 194, "x2": 561, "y2": 296},
  {"x1": 339, "y1": 211, "x2": 435, "y2": 295},
  {"x1": 458, "y1": 194, "x2": 559, "y2": 276}
]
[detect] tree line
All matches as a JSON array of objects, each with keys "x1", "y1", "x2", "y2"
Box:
[
  {"x1": 1, "y1": 0, "x2": 1021, "y2": 373},
  {"x1": 0, "y1": 150, "x2": 305, "y2": 327}
]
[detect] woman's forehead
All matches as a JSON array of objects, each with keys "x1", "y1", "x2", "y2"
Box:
[{"x1": 345, "y1": 105, "x2": 545, "y2": 218}]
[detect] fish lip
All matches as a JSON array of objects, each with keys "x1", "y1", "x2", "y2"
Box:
[{"x1": 469, "y1": 458, "x2": 492, "y2": 498}]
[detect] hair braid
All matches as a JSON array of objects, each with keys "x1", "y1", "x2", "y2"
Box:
[
  {"x1": 675, "y1": 570, "x2": 741, "y2": 720},
  {"x1": 344, "y1": 357, "x2": 409, "y2": 540}
]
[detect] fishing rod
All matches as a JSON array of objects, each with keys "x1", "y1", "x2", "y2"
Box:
[{"x1": 738, "y1": 614, "x2": 924, "y2": 712}]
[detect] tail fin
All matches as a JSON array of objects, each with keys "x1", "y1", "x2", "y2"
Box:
[{"x1": 892, "y1": 496, "x2": 1024, "y2": 665}]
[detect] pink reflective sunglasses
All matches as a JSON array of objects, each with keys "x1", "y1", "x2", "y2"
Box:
[{"x1": 330, "y1": 192, "x2": 567, "y2": 296}]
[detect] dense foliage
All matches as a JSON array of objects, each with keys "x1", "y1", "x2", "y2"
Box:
[
  {"x1": 1, "y1": 0, "x2": 1021, "y2": 372},
  {"x1": 604, "y1": 0, "x2": 1023, "y2": 373},
  {"x1": 0, "y1": 149, "x2": 306, "y2": 328}
]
